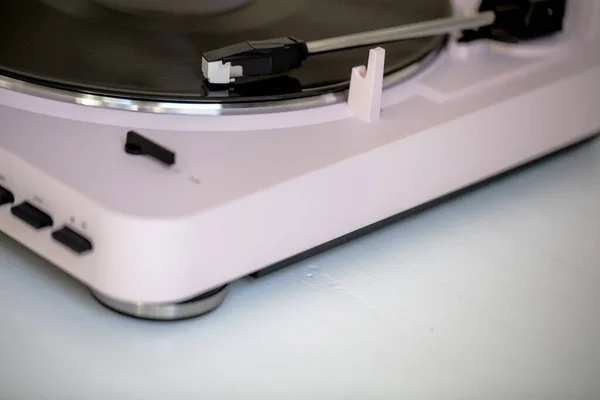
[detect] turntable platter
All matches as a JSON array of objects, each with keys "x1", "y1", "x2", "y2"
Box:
[{"x1": 0, "y1": 0, "x2": 452, "y2": 103}]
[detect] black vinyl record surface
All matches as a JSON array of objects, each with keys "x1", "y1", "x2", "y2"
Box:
[{"x1": 0, "y1": 0, "x2": 452, "y2": 103}]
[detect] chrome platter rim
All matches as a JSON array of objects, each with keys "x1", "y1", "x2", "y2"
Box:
[{"x1": 0, "y1": 45, "x2": 444, "y2": 116}]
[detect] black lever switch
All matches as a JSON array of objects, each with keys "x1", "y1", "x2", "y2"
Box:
[{"x1": 124, "y1": 130, "x2": 176, "y2": 166}]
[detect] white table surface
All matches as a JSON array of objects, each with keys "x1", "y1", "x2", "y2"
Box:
[{"x1": 1, "y1": 137, "x2": 599, "y2": 400}]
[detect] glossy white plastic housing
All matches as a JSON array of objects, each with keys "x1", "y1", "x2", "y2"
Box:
[{"x1": 1, "y1": 0, "x2": 599, "y2": 305}]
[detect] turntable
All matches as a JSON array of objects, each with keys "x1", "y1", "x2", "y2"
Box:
[{"x1": 1, "y1": 0, "x2": 599, "y2": 321}]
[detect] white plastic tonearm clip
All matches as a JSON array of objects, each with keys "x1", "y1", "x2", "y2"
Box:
[{"x1": 347, "y1": 47, "x2": 386, "y2": 123}]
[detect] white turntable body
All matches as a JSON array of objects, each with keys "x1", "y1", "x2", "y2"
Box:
[{"x1": 1, "y1": 0, "x2": 599, "y2": 315}]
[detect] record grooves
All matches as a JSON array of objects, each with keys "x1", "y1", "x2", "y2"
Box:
[{"x1": 0, "y1": 0, "x2": 452, "y2": 103}]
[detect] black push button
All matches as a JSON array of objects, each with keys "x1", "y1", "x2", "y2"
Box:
[
  {"x1": 52, "y1": 226, "x2": 93, "y2": 254},
  {"x1": 11, "y1": 201, "x2": 53, "y2": 229},
  {"x1": 0, "y1": 185, "x2": 14, "y2": 205}
]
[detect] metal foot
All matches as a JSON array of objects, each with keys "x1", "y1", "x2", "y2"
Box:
[{"x1": 91, "y1": 285, "x2": 229, "y2": 321}]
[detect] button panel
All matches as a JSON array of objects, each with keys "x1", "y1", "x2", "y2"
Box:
[
  {"x1": 0, "y1": 185, "x2": 14, "y2": 205},
  {"x1": 10, "y1": 201, "x2": 54, "y2": 229},
  {"x1": 52, "y1": 226, "x2": 93, "y2": 254},
  {"x1": 1, "y1": 183, "x2": 93, "y2": 255}
]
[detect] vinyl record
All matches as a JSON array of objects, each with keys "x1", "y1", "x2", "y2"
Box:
[{"x1": 0, "y1": 0, "x2": 452, "y2": 103}]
